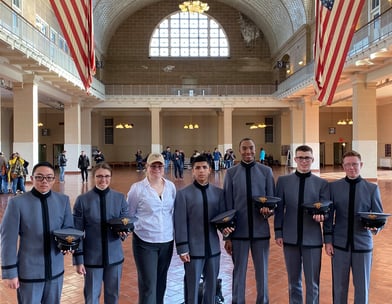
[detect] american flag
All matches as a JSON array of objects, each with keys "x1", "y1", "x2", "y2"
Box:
[
  {"x1": 314, "y1": 0, "x2": 365, "y2": 105},
  {"x1": 50, "y1": 0, "x2": 96, "y2": 92}
]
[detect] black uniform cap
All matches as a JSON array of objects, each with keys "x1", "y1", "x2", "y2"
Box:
[
  {"x1": 53, "y1": 228, "x2": 84, "y2": 251},
  {"x1": 107, "y1": 217, "x2": 137, "y2": 234},
  {"x1": 253, "y1": 196, "x2": 281, "y2": 210},
  {"x1": 357, "y1": 212, "x2": 391, "y2": 229},
  {"x1": 210, "y1": 209, "x2": 237, "y2": 231},
  {"x1": 303, "y1": 200, "x2": 332, "y2": 215}
]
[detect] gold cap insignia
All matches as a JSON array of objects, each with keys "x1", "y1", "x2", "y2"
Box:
[
  {"x1": 313, "y1": 202, "x2": 322, "y2": 209},
  {"x1": 259, "y1": 197, "x2": 267, "y2": 203},
  {"x1": 121, "y1": 218, "x2": 129, "y2": 225},
  {"x1": 65, "y1": 236, "x2": 75, "y2": 243},
  {"x1": 368, "y1": 214, "x2": 377, "y2": 220},
  {"x1": 223, "y1": 216, "x2": 230, "y2": 223}
]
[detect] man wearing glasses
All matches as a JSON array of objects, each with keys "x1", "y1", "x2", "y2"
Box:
[
  {"x1": 1, "y1": 161, "x2": 74, "y2": 304},
  {"x1": 274, "y1": 145, "x2": 330, "y2": 303}
]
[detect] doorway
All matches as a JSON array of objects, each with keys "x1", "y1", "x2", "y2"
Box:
[{"x1": 333, "y1": 142, "x2": 347, "y2": 166}]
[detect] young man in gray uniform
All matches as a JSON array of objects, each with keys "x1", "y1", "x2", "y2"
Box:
[
  {"x1": 223, "y1": 138, "x2": 275, "y2": 304},
  {"x1": 324, "y1": 150, "x2": 384, "y2": 304},
  {"x1": 1, "y1": 161, "x2": 73, "y2": 304},
  {"x1": 174, "y1": 155, "x2": 226, "y2": 304},
  {"x1": 274, "y1": 145, "x2": 329, "y2": 304},
  {"x1": 73, "y1": 163, "x2": 129, "y2": 304}
]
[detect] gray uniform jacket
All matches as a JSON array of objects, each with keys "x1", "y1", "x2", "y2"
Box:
[
  {"x1": 174, "y1": 181, "x2": 225, "y2": 258},
  {"x1": 1, "y1": 189, "x2": 73, "y2": 281},
  {"x1": 324, "y1": 177, "x2": 383, "y2": 251},
  {"x1": 275, "y1": 172, "x2": 329, "y2": 247},
  {"x1": 73, "y1": 187, "x2": 129, "y2": 267},
  {"x1": 223, "y1": 161, "x2": 275, "y2": 240}
]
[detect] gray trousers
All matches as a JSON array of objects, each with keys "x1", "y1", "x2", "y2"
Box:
[
  {"x1": 184, "y1": 255, "x2": 220, "y2": 304},
  {"x1": 84, "y1": 264, "x2": 122, "y2": 304},
  {"x1": 231, "y1": 239, "x2": 270, "y2": 304},
  {"x1": 17, "y1": 276, "x2": 63, "y2": 304},
  {"x1": 332, "y1": 248, "x2": 372, "y2": 304},
  {"x1": 283, "y1": 245, "x2": 321, "y2": 304}
]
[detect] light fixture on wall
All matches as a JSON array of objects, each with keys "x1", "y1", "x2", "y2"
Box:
[
  {"x1": 179, "y1": 1, "x2": 209, "y2": 14},
  {"x1": 38, "y1": 121, "x2": 44, "y2": 127},
  {"x1": 116, "y1": 123, "x2": 134, "y2": 129}
]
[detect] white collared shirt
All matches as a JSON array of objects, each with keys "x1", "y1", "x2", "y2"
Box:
[{"x1": 127, "y1": 177, "x2": 176, "y2": 243}]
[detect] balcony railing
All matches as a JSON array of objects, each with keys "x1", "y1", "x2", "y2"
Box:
[
  {"x1": 105, "y1": 84, "x2": 277, "y2": 96},
  {"x1": 1, "y1": 2, "x2": 392, "y2": 98}
]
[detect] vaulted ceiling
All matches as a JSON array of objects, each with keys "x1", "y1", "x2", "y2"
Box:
[{"x1": 92, "y1": 0, "x2": 311, "y2": 56}]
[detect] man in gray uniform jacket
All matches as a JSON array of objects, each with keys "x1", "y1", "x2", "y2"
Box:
[
  {"x1": 1, "y1": 161, "x2": 73, "y2": 304},
  {"x1": 223, "y1": 138, "x2": 275, "y2": 304},
  {"x1": 174, "y1": 155, "x2": 226, "y2": 304},
  {"x1": 274, "y1": 145, "x2": 329, "y2": 304},
  {"x1": 324, "y1": 150, "x2": 384, "y2": 304}
]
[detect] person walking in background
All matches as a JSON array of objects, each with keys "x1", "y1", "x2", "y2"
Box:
[
  {"x1": 223, "y1": 138, "x2": 275, "y2": 304},
  {"x1": 274, "y1": 145, "x2": 329, "y2": 304},
  {"x1": 324, "y1": 150, "x2": 385, "y2": 304},
  {"x1": 162, "y1": 146, "x2": 172, "y2": 171},
  {"x1": 94, "y1": 149, "x2": 105, "y2": 165},
  {"x1": 1, "y1": 161, "x2": 73, "y2": 304},
  {"x1": 78, "y1": 151, "x2": 90, "y2": 183},
  {"x1": 223, "y1": 149, "x2": 236, "y2": 169},
  {"x1": 73, "y1": 163, "x2": 129, "y2": 304},
  {"x1": 172, "y1": 149, "x2": 184, "y2": 179},
  {"x1": 174, "y1": 155, "x2": 226, "y2": 304},
  {"x1": 135, "y1": 149, "x2": 144, "y2": 172},
  {"x1": 127, "y1": 153, "x2": 176, "y2": 304},
  {"x1": 0, "y1": 152, "x2": 8, "y2": 194},
  {"x1": 8, "y1": 152, "x2": 26, "y2": 195},
  {"x1": 58, "y1": 150, "x2": 67, "y2": 183},
  {"x1": 212, "y1": 148, "x2": 222, "y2": 171},
  {"x1": 259, "y1": 147, "x2": 266, "y2": 164}
]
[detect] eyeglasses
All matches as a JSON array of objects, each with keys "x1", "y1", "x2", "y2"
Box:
[
  {"x1": 95, "y1": 175, "x2": 111, "y2": 179},
  {"x1": 150, "y1": 165, "x2": 164, "y2": 169},
  {"x1": 295, "y1": 156, "x2": 313, "y2": 161},
  {"x1": 33, "y1": 175, "x2": 55, "y2": 182},
  {"x1": 343, "y1": 163, "x2": 360, "y2": 168}
]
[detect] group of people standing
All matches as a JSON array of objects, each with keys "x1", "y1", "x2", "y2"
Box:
[
  {"x1": 0, "y1": 138, "x2": 386, "y2": 304},
  {"x1": 0, "y1": 151, "x2": 28, "y2": 195}
]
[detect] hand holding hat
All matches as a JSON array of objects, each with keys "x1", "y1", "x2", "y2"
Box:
[
  {"x1": 303, "y1": 201, "x2": 332, "y2": 221},
  {"x1": 53, "y1": 228, "x2": 84, "y2": 254},
  {"x1": 253, "y1": 196, "x2": 281, "y2": 218},
  {"x1": 210, "y1": 209, "x2": 237, "y2": 235},
  {"x1": 357, "y1": 212, "x2": 391, "y2": 233}
]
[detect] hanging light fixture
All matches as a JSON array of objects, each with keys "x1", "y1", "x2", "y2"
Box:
[
  {"x1": 184, "y1": 123, "x2": 199, "y2": 129},
  {"x1": 116, "y1": 123, "x2": 134, "y2": 129},
  {"x1": 179, "y1": 1, "x2": 209, "y2": 14},
  {"x1": 247, "y1": 122, "x2": 267, "y2": 130},
  {"x1": 337, "y1": 109, "x2": 353, "y2": 126}
]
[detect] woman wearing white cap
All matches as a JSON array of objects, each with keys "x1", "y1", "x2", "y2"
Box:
[{"x1": 127, "y1": 153, "x2": 176, "y2": 304}]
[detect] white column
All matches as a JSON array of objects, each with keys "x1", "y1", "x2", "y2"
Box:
[
  {"x1": 303, "y1": 97, "x2": 320, "y2": 171},
  {"x1": 352, "y1": 75, "x2": 377, "y2": 179},
  {"x1": 13, "y1": 75, "x2": 39, "y2": 172},
  {"x1": 64, "y1": 100, "x2": 82, "y2": 172},
  {"x1": 150, "y1": 106, "x2": 161, "y2": 153},
  {"x1": 222, "y1": 105, "x2": 233, "y2": 152}
]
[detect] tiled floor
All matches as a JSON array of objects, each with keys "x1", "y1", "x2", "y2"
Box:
[{"x1": 0, "y1": 165, "x2": 391, "y2": 303}]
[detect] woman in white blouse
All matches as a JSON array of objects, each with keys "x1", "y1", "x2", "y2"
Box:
[{"x1": 127, "y1": 153, "x2": 176, "y2": 304}]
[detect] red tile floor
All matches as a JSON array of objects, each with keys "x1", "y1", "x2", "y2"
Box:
[{"x1": 1, "y1": 165, "x2": 391, "y2": 303}]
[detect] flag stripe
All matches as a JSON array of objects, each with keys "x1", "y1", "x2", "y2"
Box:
[
  {"x1": 314, "y1": 0, "x2": 365, "y2": 105},
  {"x1": 50, "y1": 0, "x2": 95, "y2": 92}
]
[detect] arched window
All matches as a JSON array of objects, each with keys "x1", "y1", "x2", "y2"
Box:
[{"x1": 149, "y1": 12, "x2": 229, "y2": 57}]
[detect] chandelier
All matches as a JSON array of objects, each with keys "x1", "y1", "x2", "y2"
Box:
[
  {"x1": 337, "y1": 118, "x2": 353, "y2": 125},
  {"x1": 116, "y1": 123, "x2": 134, "y2": 129},
  {"x1": 247, "y1": 122, "x2": 267, "y2": 130},
  {"x1": 179, "y1": 1, "x2": 209, "y2": 14},
  {"x1": 184, "y1": 123, "x2": 199, "y2": 129}
]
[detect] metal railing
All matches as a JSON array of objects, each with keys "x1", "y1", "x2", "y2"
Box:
[{"x1": 1, "y1": 1, "x2": 392, "y2": 98}]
